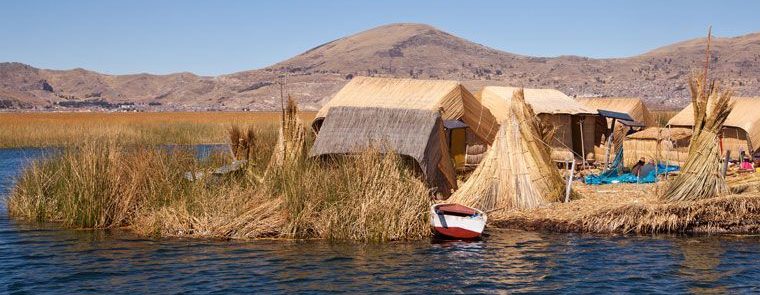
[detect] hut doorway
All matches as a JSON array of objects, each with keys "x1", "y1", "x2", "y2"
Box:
[{"x1": 444, "y1": 120, "x2": 468, "y2": 170}]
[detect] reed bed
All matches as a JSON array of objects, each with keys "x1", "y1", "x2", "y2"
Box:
[
  {"x1": 0, "y1": 112, "x2": 316, "y2": 148},
  {"x1": 492, "y1": 182, "x2": 760, "y2": 234},
  {"x1": 6, "y1": 124, "x2": 430, "y2": 242}
]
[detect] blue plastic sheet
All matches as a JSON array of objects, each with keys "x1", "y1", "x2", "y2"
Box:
[{"x1": 584, "y1": 148, "x2": 679, "y2": 185}]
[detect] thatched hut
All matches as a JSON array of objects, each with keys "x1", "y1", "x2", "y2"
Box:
[
  {"x1": 310, "y1": 77, "x2": 500, "y2": 196},
  {"x1": 578, "y1": 97, "x2": 655, "y2": 164},
  {"x1": 480, "y1": 86, "x2": 601, "y2": 162},
  {"x1": 623, "y1": 127, "x2": 692, "y2": 167},
  {"x1": 668, "y1": 97, "x2": 760, "y2": 161}
]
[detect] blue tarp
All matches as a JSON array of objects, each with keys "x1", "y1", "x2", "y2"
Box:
[{"x1": 584, "y1": 148, "x2": 679, "y2": 185}]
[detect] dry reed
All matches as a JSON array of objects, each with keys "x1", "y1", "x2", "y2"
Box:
[
  {"x1": 0, "y1": 112, "x2": 316, "y2": 148},
  {"x1": 268, "y1": 97, "x2": 306, "y2": 170},
  {"x1": 7, "y1": 124, "x2": 430, "y2": 242},
  {"x1": 662, "y1": 35, "x2": 733, "y2": 201}
]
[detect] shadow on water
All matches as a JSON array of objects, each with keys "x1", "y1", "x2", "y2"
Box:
[{"x1": 2, "y1": 148, "x2": 760, "y2": 293}]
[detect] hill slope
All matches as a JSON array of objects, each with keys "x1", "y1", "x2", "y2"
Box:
[{"x1": 2, "y1": 23, "x2": 759, "y2": 111}]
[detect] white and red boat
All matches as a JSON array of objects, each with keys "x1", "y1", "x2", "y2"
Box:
[{"x1": 430, "y1": 203, "x2": 487, "y2": 240}]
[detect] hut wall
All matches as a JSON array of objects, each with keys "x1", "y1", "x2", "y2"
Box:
[
  {"x1": 538, "y1": 114, "x2": 600, "y2": 162},
  {"x1": 464, "y1": 131, "x2": 487, "y2": 171},
  {"x1": 581, "y1": 115, "x2": 599, "y2": 160},
  {"x1": 623, "y1": 139, "x2": 689, "y2": 167},
  {"x1": 539, "y1": 114, "x2": 573, "y2": 150},
  {"x1": 720, "y1": 127, "x2": 752, "y2": 160}
]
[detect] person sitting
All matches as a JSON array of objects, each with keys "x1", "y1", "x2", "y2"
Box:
[
  {"x1": 741, "y1": 156, "x2": 754, "y2": 171},
  {"x1": 631, "y1": 157, "x2": 646, "y2": 176},
  {"x1": 639, "y1": 160, "x2": 657, "y2": 178}
]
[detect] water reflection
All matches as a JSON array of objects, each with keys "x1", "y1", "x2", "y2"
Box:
[{"x1": 677, "y1": 238, "x2": 728, "y2": 294}]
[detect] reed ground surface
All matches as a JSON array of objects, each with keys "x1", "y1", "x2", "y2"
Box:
[{"x1": 493, "y1": 176, "x2": 760, "y2": 234}]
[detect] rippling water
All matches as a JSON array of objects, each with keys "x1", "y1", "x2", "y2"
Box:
[{"x1": 2, "y1": 148, "x2": 760, "y2": 293}]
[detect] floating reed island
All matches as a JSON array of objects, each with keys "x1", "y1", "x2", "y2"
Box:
[{"x1": 8, "y1": 33, "x2": 760, "y2": 240}]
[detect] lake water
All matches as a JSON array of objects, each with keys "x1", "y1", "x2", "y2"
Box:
[{"x1": 2, "y1": 148, "x2": 760, "y2": 293}]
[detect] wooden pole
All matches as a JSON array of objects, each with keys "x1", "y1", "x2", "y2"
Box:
[
  {"x1": 722, "y1": 150, "x2": 731, "y2": 177},
  {"x1": 564, "y1": 158, "x2": 575, "y2": 203},
  {"x1": 604, "y1": 118, "x2": 617, "y2": 168},
  {"x1": 666, "y1": 125, "x2": 672, "y2": 180}
]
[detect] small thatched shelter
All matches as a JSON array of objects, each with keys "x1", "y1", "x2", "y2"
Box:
[
  {"x1": 668, "y1": 97, "x2": 760, "y2": 161},
  {"x1": 311, "y1": 106, "x2": 457, "y2": 195},
  {"x1": 578, "y1": 97, "x2": 655, "y2": 164},
  {"x1": 310, "y1": 77, "x2": 500, "y2": 196},
  {"x1": 624, "y1": 127, "x2": 692, "y2": 167},
  {"x1": 480, "y1": 86, "x2": 601, "y2": 162}
]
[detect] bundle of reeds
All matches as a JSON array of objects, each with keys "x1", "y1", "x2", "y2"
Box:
[
  {"x1": 449, "y1": 88, "x2": 566, "y2": 212},
  {"x1": 228, "y1": 125, "x2": 256, "y2": 161},
  {"x1": 662, "y1": 66, "x2": 733, "y2": 201},
  {"x1": 268, "y1": 96, "x2": 306, "y2": 169}
]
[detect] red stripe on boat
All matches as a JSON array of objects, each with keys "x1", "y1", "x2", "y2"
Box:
[{"x1": 433, "y1": 226, "x2": 480, "y2": 239}]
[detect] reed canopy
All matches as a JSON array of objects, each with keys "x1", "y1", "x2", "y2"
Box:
[
  {"x1": 668, "y1": 97, "x2": 760, "y2": 161},
  {"x1": 480, "y1": 86, "x2": 602, "y2": 162}
]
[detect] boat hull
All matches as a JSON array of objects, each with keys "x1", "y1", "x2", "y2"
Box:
[{"x1": 430, "y1": 204, "x2": 486, "y2": 240}]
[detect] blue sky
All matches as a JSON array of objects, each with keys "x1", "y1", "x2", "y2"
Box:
[{"x1": 1, "y1": 0, "x2": 758, "y2": 76}]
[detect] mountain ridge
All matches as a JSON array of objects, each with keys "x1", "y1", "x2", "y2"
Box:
[{"x1": 2, "y1": 23, "x2": 759, "y2": 111}]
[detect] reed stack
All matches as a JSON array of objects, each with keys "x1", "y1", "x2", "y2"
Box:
[
  {"x1": 663, "y1": 30, "x2": 733, "y2": 202},
  {"x1": 449, "y1": 88, "x2": 566, "y2": 213}
]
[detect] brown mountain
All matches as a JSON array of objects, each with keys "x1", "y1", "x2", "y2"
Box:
[{"x1": 2, "y1": 23, "x2": 759, "y2": 111}]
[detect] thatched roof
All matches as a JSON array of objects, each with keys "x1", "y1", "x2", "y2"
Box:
[
  {"x1": 577, "y1": 97, "x2": 655, "y2": 126},
  {"x1": 310, "y1": 106, "x2": 457, "y2": 195},
  {"x1": 667, "y1": 97, "x2": 760, "y2": 147},
  {"x1": 480, "y1": 86, "x2": 597, "y2": 121},
  {"x1": 314, "y1": 76, "x2": 499, "y2": 144},
  {"x1": 627, "y1": 127, "x2": 693, "y2": 141}
]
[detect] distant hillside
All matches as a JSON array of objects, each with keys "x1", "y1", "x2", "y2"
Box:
[{"x1": 2, "y1": 23, "x2": 759, "y2": 111}]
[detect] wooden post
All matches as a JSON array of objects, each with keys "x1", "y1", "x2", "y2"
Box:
[
  {"x1": 564, "y1": 158, "x2": 575, "y2": 203},
  {"x1": 579, "y1": 119, "x2": 586, "y2": 169},
  {"x1": 666, "y1": 125, "x2": 671, "y2": 180},
  {"x1": 604, "y1": 118, "x2": 617, "y2": 168},
  {"x1": 722, "y1": 150, "x2": 731, "y2": 177}
]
